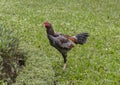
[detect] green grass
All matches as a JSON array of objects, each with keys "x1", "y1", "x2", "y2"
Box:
[
  {"x1": 13, "y1": 46, "x2": 55, "y2": 85},
  {"x1": 0, "y1": 0, "x2": 120, "y2": 85}
]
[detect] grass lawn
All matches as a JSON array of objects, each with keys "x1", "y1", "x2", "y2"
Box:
[{"x1": 0, "y1": 0, "x2": 120, "y2": 85}]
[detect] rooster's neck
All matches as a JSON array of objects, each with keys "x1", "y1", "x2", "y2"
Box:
[{"x1": 46, "y1": 26, "x2": 55, "y2": 36}]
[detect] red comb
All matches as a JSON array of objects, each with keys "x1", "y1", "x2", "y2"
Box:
[{"x1": 43, "y1": 22, "x2": 51, "y2": 27}]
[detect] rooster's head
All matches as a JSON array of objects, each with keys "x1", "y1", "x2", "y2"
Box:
[{"x1": 43, "y1": 22, "x2": 52, "y2": 28}]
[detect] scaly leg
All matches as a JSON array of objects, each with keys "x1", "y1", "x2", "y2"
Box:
[
  {"x1": 62, "y1": 53, "x2": 67, "y2": 70},
  {"x1": 63, "y1": 63, "x2": 66, "y2": 70}
]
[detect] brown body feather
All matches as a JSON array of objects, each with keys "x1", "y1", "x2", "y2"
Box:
[{"x1": 64, "y1": 35, "x2": 77, "y2": 43}]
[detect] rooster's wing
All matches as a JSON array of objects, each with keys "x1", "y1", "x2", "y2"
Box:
[{"x1": 48, "y1": 34, "x2": 75, "y2": 49}]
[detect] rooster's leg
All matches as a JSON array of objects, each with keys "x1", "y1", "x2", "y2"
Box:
[
  {"x1": 62, "y1": 53, "x2": 67, "y2": 70},
  {"x1": 63, "y1": 63, "x2": 66, "y2": 70}
]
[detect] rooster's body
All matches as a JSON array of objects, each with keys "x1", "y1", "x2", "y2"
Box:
[{"x1": 44, "y1": 22, "x2": 89, "y2": 69}]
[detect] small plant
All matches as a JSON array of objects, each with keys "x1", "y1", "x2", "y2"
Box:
[{"x1": 0, "y1": 26, "x2": 26, "y2": 84}]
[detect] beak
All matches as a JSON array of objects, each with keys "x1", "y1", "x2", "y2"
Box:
[{"x1": 43, "y1": 24, "x2": 45, "y2": 27}]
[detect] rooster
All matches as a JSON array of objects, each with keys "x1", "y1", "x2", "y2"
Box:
[{"x1": 43, "y1": 22, "x2": 89, "y2": 69}]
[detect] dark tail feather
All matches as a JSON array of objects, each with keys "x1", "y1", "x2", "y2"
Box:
[{"x1": 75, "y1": 33, "x2": 89, "y2": 45}]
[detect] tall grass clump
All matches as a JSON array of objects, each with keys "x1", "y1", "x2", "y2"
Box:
[{"x1": 0, "y1": 26, "x2": 26, "y2": 85}]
